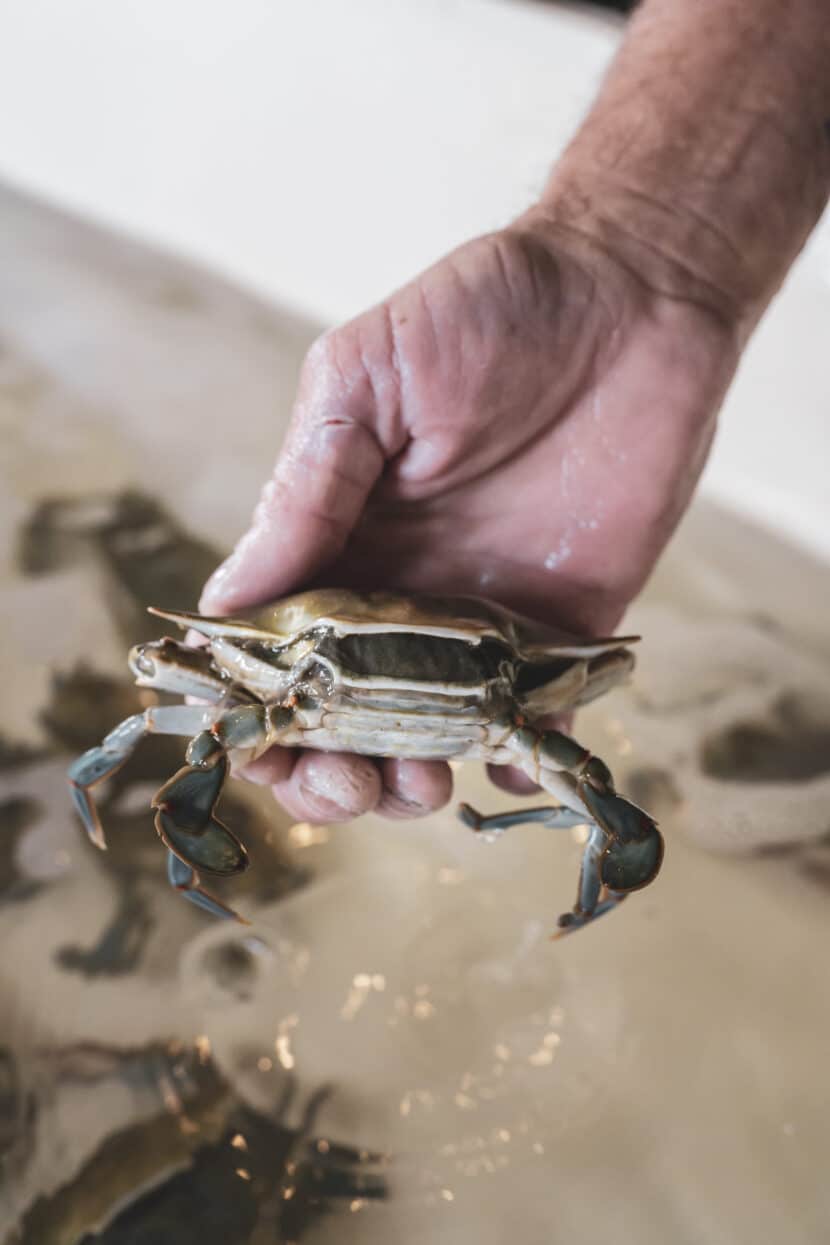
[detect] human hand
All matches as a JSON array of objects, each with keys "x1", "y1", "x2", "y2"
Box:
[{"x1": 199, "y1": 210, "x2": 741, "y2": 823}]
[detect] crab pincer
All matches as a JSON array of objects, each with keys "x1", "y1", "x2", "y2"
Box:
[{"x1": 153, "y1": 734, "x2": 250, "y2": 921}]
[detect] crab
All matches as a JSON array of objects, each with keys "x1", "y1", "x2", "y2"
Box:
[{"x1": 67, "y1": 589, "x2": 663, "y2": 935}]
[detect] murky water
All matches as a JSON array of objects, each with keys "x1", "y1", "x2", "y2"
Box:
[{"x1": 1, "y1": 185, "x2": 829, "y2": 1244}]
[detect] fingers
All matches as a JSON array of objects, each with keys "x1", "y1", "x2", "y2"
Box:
[
  {"x1": 200, "y1": 327, "x2": 403, "y2": 614},
  {"x1": 375, "y1": 758, "x2": 453, "y2": 819},
  {"x1": 243, "y1": 747, "x2": 454, "y2": 824},
  {"x1": 270, "y1": 751, "x2": 383, "y2": 824},
  {"x1": 248, "y1": 751, "x2": 547, "y2": 812}
]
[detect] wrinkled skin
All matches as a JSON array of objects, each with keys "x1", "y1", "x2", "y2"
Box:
[{"x1": 200, "y1": 213, "x2": 740, "y2": 823}]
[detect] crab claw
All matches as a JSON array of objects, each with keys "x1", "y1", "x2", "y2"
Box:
[
  {"x1": 68, "y1": 762, "x2": 110, "y2": 850},
  {"x1": 152, "y1": 753, "x2": 228, "y2": 834},
  {"x1": 457, "y1": 802, "x2": 483, "y2": 831},
  {"x1": 577, "y1": 784, "x2": 664, "y2": 892},
  {"x1": 166, "y1": 851, "x2": 249, "y2": 922},
  {"x1": 67, "y1": 713, "x2": 147, "y2": 850},
  {"x1": 151, "y1": 736, "x2": 249, "y2": 915},
  {"x1": 551, "y1": 891, "x2": 627, "y2": 940},
  {"x1": 155, "y1": 800, "x2": 249, "y2": 879},
  {"x1": 153, "y1": 757, "x2": 250, "y2": 922},
  {"x1": 153, "y1": 759, "x2": 249, "y2": 874}
]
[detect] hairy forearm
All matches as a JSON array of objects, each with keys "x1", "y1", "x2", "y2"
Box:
[{"x1": 536, "y1": 0, "x2": 830, "y2": 325}]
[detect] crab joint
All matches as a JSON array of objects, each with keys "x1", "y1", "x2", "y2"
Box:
[
  {"x1": 581, "y1": 755, "x2": 614, "y2": 793},
  {"x1": 186, "y1": 730, "x2": 225, "y2": 768}
]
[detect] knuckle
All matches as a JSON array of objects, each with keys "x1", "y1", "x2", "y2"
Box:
[
  {"x1": 301, "y1": 328, "x2": 354, "y2": 399},
  {"x1": 300, "y1": 752, "x2": 381, "y2": 819}
]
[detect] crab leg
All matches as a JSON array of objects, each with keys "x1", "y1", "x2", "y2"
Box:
[
  {"x1": 458, "y1": 803, "x2": 587, "y2": 835},
  {"x1": 67, "y1": 705, "x2": 214, "y2": 849},
  {"x1": 509, "y1": 725, "x2": 656, "y2": 845},
  {"x1": 458, "y1": 796, "x2": 625, "y2": 934}
]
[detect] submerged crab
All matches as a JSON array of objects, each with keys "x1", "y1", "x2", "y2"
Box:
[{"x1": 68, "y1": 589, "x2": 663, "y2": 935}]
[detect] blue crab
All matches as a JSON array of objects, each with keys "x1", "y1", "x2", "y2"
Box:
[{"x1": 68, "y1": 589, "x2": 663, "y2": 935}]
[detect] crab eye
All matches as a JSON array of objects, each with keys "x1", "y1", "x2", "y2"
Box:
[{"x1": 132, "y1": 650, "x2": 156, "y2": 677}]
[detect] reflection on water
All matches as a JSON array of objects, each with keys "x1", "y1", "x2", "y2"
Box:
[
  {"x1": 8, "y1": 1041, "x2": 386, "y2": 1245},
  {"x1": 7, "y1": 493, "x2": 306, "y2": 984},
  {"x1": 701, "y1": 689, "x2": 830, "y2": 785},
  {"x1": 1, "y1": 185, "x2": 829, "y2": 1243},
  {"x1": 19, "y1": 492, "x2": 220, "y2": 644},
  {"x1": 2, "y1": 487, "x2": 376, "y2": 1242}
]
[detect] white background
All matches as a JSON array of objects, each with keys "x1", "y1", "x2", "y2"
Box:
[{"x1": 0, "y1": 0, "x2": 827, "y2": 555}]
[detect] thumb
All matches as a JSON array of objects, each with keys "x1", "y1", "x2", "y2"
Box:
[{"x1": 199, "y1": 332, "x2": 391, "y2": 614}]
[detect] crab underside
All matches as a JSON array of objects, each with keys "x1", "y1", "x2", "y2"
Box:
[{"x1": 68, "y1": 589, "x2": 663, "y2": 937}]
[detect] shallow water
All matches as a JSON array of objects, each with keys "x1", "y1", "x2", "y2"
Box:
[{"x1": 1, "y1": 185, "x2": 829, "y2": 1244}]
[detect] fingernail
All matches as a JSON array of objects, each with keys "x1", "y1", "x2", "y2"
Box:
[{"x1": 198, "y1": 552, "x2": 244, "y2": 613}]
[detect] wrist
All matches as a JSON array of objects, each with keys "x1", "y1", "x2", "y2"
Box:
[
  {"x1": 529, "y1": 166, "x2": 761, "y2": 331},
  {"x1": 530, "y1": 0, "x2": 830, "y2": 332}
]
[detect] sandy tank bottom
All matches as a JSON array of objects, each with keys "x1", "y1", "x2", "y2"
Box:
[{"x1": 0, "y1": 183, "x2": 829, "y2": 1245}]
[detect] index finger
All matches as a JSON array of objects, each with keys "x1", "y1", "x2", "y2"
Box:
[{"x1": 199, "y1": 329, "x2": 397, "y2": 614}]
